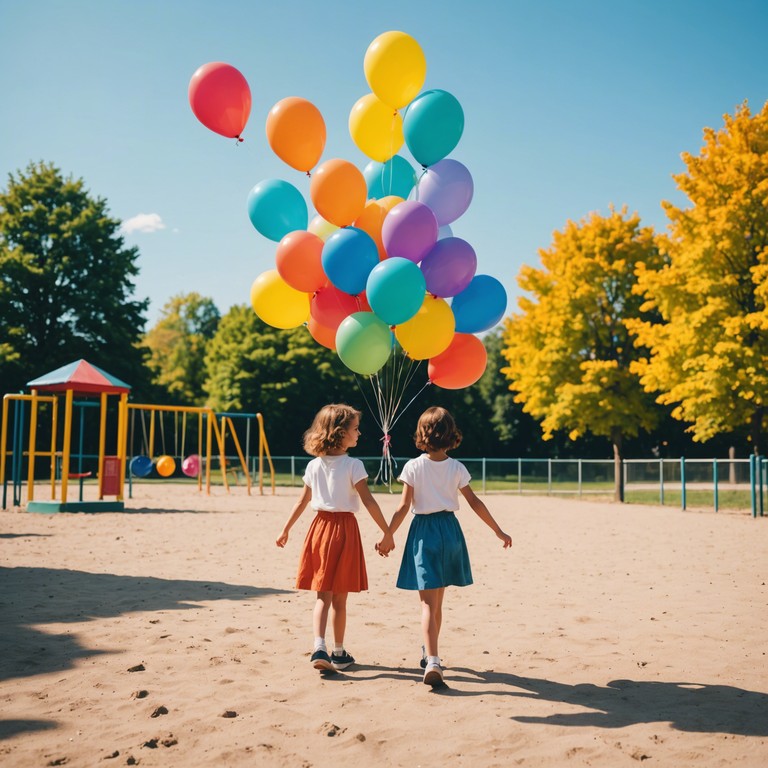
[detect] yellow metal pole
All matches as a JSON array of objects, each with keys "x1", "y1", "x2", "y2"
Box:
[
  {"x1": 61, "y1": 389, "x2": 74, "y2": 504},
  {"x1": 149, "y1": 409, "x2": 156, "y2": 460},
  {"x1": 256, "y1": 413, "x2": 275, "y2": 496},
  {"x1": 98, "y1": 392, "x2": 107, "y2": 499},
  {"x1": 117, "y1": 393, "x2": 128, "y2": 500},
  {"x1": 26, "y1": 390, "x2": 39, "y2": 502},
  {"x1": 50, "y1": 396, "x2": 58, "y2": 499},
  {"x1": 0, "y1": 396, "x2": 9, "y2": 488},
  {"x1": 197, "y1": 412, "x2": 203, "y2": 492},
  {"x1": 205, "y1": 410, "x2": 213, "y2": 495},
  {"x1": 226, "y1": 416, "x2": 251, "y2": 495},
  {"x1": 211, "y1": 415, "x2": 230, "y2": 492}
]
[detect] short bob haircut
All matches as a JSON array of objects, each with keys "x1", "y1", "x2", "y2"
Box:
[
  {"x1": 413, "y1": 406, "x2": 462, "y2": 452},
  {"x1": 303, "y1": 404, "x2": 361, "y2": 457}
]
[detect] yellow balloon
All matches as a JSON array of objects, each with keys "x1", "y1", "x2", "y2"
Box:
[
  {"x1": 395, "y1": 296, "x2": 455, "y2": 360},
  {"x1": 349, "y1": 93, "x2": 404, "y2": 162},
  {"x1": 308, "y1": 214, "x2": 339, "y2": 242},
  {"x1": 364, "y1": 31, "x2": 426, "y2": 110},
  {"x1": 250, "y1": 270, "x2": 310, "y2": 329}
]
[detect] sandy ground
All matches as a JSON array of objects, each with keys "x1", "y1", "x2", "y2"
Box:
[{"x1": 1, "y1": 482, "x2": 767, "y2": 767}]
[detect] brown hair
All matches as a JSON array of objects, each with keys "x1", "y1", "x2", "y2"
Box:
[
  {"x1": 302, "y1": 404, "x2": 361, "y2": 456},
  {"x1": 413, "y1": 406, "x2": 462, "y2": 452}
]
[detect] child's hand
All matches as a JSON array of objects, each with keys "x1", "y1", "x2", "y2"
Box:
[
  {"x1": 498, "y1": 531, "x2": 512, "y2": 549},
  {"x1": 377, "y1": 533, "x2": 396, "y2": 556},
  {"x1": 276, "y1": 532, "x2": 289, "y2": 548}
]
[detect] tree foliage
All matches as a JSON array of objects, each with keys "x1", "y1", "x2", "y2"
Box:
[
  {"x1": 500, "y1": 206, "x2": 666, "y2": 497},
  {"x1": 628, "y1": 101, "x2": 768, "y2": 453},
  {"x1": 203, "y1": 305, "x2": 356, "y2": 454},
  {"x1": 143, "y1": 293, "x2": 220, "y2": 405},
  {"x1": 0, "y1": 161, "x2": 150, "y2": 393}
]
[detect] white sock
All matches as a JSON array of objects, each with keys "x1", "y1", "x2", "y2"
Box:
[
  {"x1": 427, "y1": 655, "x2": 441, "y2": 667},
  {"x1": 314, "y1": 637, "x2": 326, "y2": 652},
  {"x1": 333, "y1": 643, "x2": 344, "y2": 654}
]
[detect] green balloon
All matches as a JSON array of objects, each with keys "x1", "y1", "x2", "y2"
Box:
[{"x1": 336, "y1": 312, "x2": 393, "y2": 375}]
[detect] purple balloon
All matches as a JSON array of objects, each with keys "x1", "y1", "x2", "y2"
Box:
[
  {"x1": 381, "y1": 201, "x2": 439, "y2": 263},
  {"x1": 414, "y1": 159, "x2": 474, "y2": 225},
  {"x1": 420, "y1": 237, "x2": 477, "y2": 297}
]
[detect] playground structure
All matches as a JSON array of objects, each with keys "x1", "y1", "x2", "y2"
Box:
[{"x1": 1, "y1": 359, "x2": 275, "y2": 512}]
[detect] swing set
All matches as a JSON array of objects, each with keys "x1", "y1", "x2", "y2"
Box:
[{"x1": 126, "y1": 404, "x2": 274, "y2": 496}]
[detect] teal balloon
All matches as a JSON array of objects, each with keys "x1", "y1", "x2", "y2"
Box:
[
  {"x1": 247, "y1": 179, "x2": 307, "y2": 242},
  {"x1": 363, "y1": 155, "x2": 417, "y2": 200},
  {"x1": 366, "y1": 256, "x2": 426, "y2": 326},
  {"x1": 403, "y1": 89, "x2": 464, "y2": 168},
  {"x1": 336, "y1": 312, "x2": 393, "y2": 375}
]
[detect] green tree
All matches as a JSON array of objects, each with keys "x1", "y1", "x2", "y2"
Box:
[
  {"x1": 628, "y1": 101, "x2": 768, "y2": 453},
  {"x1": 143, "y1": 293, "x2": 220, "y2": 405},
  {"x1": 501, "y1": 206, "x2": 666, "y2": 500},
  {"x1": 0, "y1": 161, "x2": 149, "y2": 393},
  {"x1": 203, "y1": 305, "x2": 354, "y2": 454}
]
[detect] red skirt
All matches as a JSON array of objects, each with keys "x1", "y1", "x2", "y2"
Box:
[{"x1": 296, "y1": 511, "x2": 368, "y2": 592}]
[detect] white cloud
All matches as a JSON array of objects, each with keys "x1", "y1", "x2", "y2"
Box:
[{"x1": 121, "y1": 213, "x2": 166, "y2": 235}]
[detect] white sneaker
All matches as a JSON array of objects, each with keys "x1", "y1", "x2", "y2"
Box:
[{"x1": 423, "y1": 662, "x2": 444, "y2": 686}]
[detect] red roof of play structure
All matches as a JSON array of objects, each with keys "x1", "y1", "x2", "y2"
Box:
[{"x1": 26, "y1": 359, "x2": 131, "y2": 395}]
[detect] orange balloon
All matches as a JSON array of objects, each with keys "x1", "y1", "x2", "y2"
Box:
[
  {"x1": 156, "y1": 455, "x2": 176, "y2": 477},
  {"x1": 354, "y1": 196, "x2": 406, "y2": 260},
  {"x1": 427, "y1": 333, "x2": 487, "y2": 389},
  {"x1": 307, "y1": 317, "x2": 337, "y2": 350},
  {"x1": 310, "y1": 158, "x2": 367, "y2": 227},
  {"x1": 266, "y1": 97, "x2": 326, "y2": 172},
  {"x1": 275, "y1": 230, "x2": 327, "y2": 292}
]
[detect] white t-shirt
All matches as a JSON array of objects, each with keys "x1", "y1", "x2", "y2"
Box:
[
  {"x1": 398, "y1": 454, "x2": 471, "y2": 515},
  {"x1": 303, "y1": 454, "x2": 368, "y2": 512}
]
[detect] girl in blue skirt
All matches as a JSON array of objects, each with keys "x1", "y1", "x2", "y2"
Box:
[{"x1": 387, "y1": 407, "x2": 512, "y2": 686}]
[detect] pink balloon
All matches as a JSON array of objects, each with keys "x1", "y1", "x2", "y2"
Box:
[
  {"x1": 188, "y1": 62, "x2": 251, "y2": 139},
  {"x1": 414, "y1": 159, "x2": 474, "y2": 225},
  {"x1": 381, "y1": 201, "x2": 438, "y2": 263}
]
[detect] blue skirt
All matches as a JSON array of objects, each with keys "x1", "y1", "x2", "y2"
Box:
[{"x1": 396, "y1": 511, "x2": 473, "y2": 590}]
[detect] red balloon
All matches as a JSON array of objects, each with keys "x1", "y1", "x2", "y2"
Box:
[
  {"x1": 188, "y1": 62, "x2": 251, "y2": 139},
  {"x1": 310, "y1": 286, "x2": 361, "y2": 329},
  {"x1": 428, "y1": 333, "x2": 487, "y2": 389}
]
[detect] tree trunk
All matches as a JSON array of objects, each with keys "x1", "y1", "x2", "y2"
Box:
[
  {"x1": 611, "y1": 426, "x2": 624, "y2": 502},
  {"x1": 750, "y1": 408, "x2": 764, "y2": 456}
]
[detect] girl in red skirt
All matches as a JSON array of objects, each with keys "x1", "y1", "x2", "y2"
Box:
[{"x1": 276, "y1": 404, "x2": 394, "y2": 672}]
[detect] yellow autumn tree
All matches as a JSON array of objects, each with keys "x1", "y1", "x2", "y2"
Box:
[
  {"x1": 628, "y1": 101, "x2": 768, "y2": 453},
  {"x1": 501, "y1": 206, "x2": 665, "y2": 500}
]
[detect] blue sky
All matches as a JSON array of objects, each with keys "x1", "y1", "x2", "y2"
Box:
[{"x1": 1, "y1": 0, "x2": 766, "y2": 327}]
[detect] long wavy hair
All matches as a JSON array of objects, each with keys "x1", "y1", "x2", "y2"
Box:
[{"x1": 302, "y1": 404, "x2": 361, "y2": 457}]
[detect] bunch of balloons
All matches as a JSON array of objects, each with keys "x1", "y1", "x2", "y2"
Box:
[{"x1": 188, "y1": 31, "x2": 507, "y2": 439}]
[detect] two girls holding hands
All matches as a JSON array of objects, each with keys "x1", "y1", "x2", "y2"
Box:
[{"x1": 277, "y1": 403, "x2": 511, "y2": 686}]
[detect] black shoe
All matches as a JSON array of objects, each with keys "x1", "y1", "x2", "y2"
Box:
[
  {"x1": 311, "y1": 649, "x2": 333, "y2": 671},
  {"x1": 419, "y1": 645, "x2": 427, "y2": 669},
  {"x1": 330, "y1": 650, "x2": 355, "y2": 670}
]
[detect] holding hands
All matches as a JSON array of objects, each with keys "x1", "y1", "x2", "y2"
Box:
[{"x1": 376, "y1": 532, "x2": 395, "y2": 557}]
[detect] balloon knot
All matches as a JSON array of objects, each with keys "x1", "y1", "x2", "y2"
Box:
[{"x1": 306, "y1": 171, "x2": 312, "y2": 178}]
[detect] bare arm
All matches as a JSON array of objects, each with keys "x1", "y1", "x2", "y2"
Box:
[
  {"x1": 387, "y1": 482, "x2": 413, "y2": 538},
  {"x1": 355, "y1": 478, "x2": 395, "y2": 556},
  {"x1": 459, "y1": 484, "x2": 512, "y2": 548},
  {"x1": 275, "y1": 484, "x2": 312, "y2": 547}
]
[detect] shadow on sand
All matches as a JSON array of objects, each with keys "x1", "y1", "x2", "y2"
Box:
[{"x1": 431, "y1": 667, "x2": 768, "y2": 737}]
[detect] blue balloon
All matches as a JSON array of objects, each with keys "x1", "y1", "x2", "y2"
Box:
[
  {"x1": 367, "y1": 257, "x2": 426, "y2": 326},
  {"x1": 363, "y1": 155, "x2": 417, "y2": 200},
  {"x1": 247, "y1": 179, "x2": 308, "y2": 242},
  {"x1": 403, "y1": 89, "x2": 464, "y2": 168},
  {"x1": 451, "y1": 275, "x2": 508, "y2": 333},
  {"x1": 321, "y1": 227, "x2": 379, "y2": 295}
]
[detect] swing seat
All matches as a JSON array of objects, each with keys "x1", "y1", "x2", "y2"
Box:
[{"x1": 130, "y1": 455, "x2": 154, "y2": 478}]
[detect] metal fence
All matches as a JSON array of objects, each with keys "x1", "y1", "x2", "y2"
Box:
[{"x1": 259, "y1": 455, "x2": 767, "y2": 516}]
